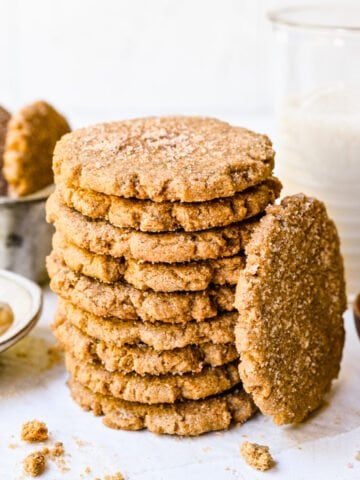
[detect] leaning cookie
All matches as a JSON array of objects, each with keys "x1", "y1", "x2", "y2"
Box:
[
  {"x1": 56, "y1": 300, "x2": 236, "y2": 351},
  {"x1": 53, "y1": 318, "x2": 238, "y2": 376},
  {"x1": 47, "y1": 254, "x2": 235, "y2": 323},
  {"x1": 69, "y1": 380, "x2": 257, "y2": 436},
  {"x1": 234, "y1": 194, "x2": 347, "y2": 424},
  {"x1": 46, "y1": 192, "x2": 255, "y2": 263},
  {"x1": 3, "y1": 100, "x2": 70, "y2": 196},
  {"x1": 58, "y1": 177, "x2": 281, "y2": 232},
  {"x1": 65, "y1": 354, "x2": 240, "y2": 404},
  {"x1": 52, "y1": 231, "x2": 245, "y2": 291}
]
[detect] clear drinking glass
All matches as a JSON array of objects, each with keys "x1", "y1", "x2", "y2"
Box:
[{"x1": 269, "y1": 5, "x2": 360, "y2": 301}]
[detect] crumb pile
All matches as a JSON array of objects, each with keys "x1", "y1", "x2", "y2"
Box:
[
  {"x1": 47, "y1": 116, "x2": 280, "y2": 436},
  {"x1": 95, "y1": 473, "x2": 124, "y2": 480}
]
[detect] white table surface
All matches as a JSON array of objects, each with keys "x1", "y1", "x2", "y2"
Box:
[{"x1": 0, "y1": 287, "x2": 359, "y2": 480}]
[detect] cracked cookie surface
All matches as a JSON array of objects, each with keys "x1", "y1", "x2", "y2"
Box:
[
  {"x1": 53, "y1": 116, "x2": 274, "y2": 202},
  {"x1": 47, "y1": 254, "x2": 235, "y2": 323},
  {"x1": 66, "y1": 354, "x2": 240, "y2": 404},
  {"x1": 46, "y1": 192, "x2": 256, "y2": 263},
  {"x1": 56, "y1": 300, "x2": 236, "y2": 351},
  {"x1": 52, "y1": 231, "x2": 245, "y2": 291},
  {"x1": 53, "y1": 318, "x2": 238, "y2": 375},
  {"x1": 58, "y1": 177, "x2": 281, "y2": 232}
]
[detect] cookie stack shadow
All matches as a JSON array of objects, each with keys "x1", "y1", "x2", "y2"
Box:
[{"x1": 47, "y1": 117, "x2": 281, "y2": 436}]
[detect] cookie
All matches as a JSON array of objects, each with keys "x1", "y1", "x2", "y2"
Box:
[
  {"x1": 47, "y1": 192, "x2": 255, "y2": 263},
  {"x1": 56, "y1": 300, "x2": 236, "y2": 351},
  {"x1": 53, "y1": 116, "x2": 274, "y2": 202},
  {"x1": 53, "y1": 318, "x2": 238, "y2": 375},
  {"x1": 240, "y1": 442, "x2": 275, "y2": 471},
  {"x1": 47, "y1": 255, "x2": 235, "y2": 323},
  {"x1": 52, "y1": 232, "x2": 245, "y2": 290},
  {"x1": 3, "y1": 101, "x2": 70, "y2": 196},
  {"x1": 0, "y1": 106, "x2": 11, "y2": 195},
  {"x1": 234, "y1": 195, "x2": 347, "y2": 424},
  {"x1": 58, "y1": 177, "x2": 281, "y2": 232},
  {"x1": 66, "y1": 354, "x2": 240, "y2": 404},
  {"x1": 69, "y1": 379, "x2": 256, "y2": 436}
]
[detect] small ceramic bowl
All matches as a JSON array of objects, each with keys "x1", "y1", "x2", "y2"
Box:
[
  {"x1": 0, "y1": 185, "x2": 54, "y2": 284},
  {"x1": 0, "y1": 269, "x2": 42, "y2": 353}
]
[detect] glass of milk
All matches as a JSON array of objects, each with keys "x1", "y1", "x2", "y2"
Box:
[{"x1": 269, "y1": 5, "x2": 360, "y2": 301}]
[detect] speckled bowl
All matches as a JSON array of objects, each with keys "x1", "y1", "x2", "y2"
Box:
[
  {"x1": 0, "y1": 185, "x2": 54, "y2": 283},
  {"x1": 0, "y1": 269, "x2": 42, "y2": 353}
]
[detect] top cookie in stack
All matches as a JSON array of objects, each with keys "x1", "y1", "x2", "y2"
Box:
[{"x1": 47, "y1": 116, "x2": 281, "y2": 436}]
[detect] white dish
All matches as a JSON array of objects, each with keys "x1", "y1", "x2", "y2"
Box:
[{"x1": 0, "y1": 269, "x2": 42, "y2": 352}]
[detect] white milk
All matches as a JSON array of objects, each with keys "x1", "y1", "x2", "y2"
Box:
[{"x1": 276, "y1": 86, "x2": 360, "y2": 299}]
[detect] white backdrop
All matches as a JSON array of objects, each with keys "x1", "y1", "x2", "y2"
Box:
[{"x1": 0, "y1": 0, "x2": 338, "y2": 126}]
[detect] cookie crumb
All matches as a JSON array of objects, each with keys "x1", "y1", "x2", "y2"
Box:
[
  {"x1": 80, "y1": 467, "x2": 92, "y2": 478},
  {"x1": 48, "y1": 441, "x2": 64, "y2": 458},
  {"x1": 356, "y1": 451, "x2": 360, "y2": 461},
  {"x1": 47, "y1": 442, "x2": 69, "y2": 473},
  {"x1": 240, "y1": 441, "x2": 275, "y2": 471},
  {"x1": 73, "y1": 436, "x2": 91, "y2": 448},
  {"x1": 95, "y1": 474, "x2": 124, "y2": 480},
  {"x1": 106, "y1": 474, "x2": 124, "y2": 480},
  {"x1": 23, "y1": 451, "x2": 46, "y2": 477},
  {"x1": 21, "y1": 420, "x2": 48, "y2": 442}
]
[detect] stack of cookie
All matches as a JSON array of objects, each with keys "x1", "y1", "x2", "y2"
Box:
[{"x1": 47, "y1": 117, "x2": 281, "y2": 436}]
